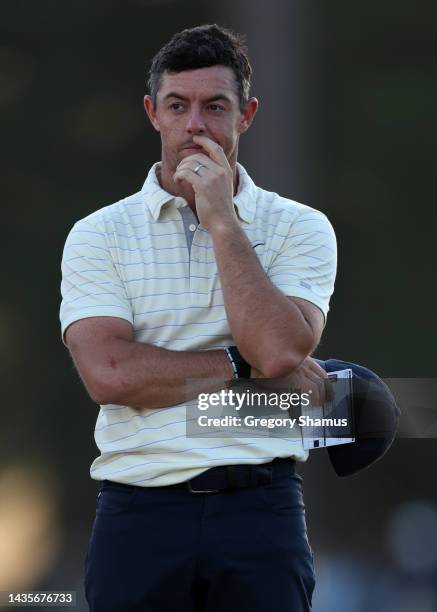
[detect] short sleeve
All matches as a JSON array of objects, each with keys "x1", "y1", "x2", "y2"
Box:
[
  {"x1": 59, "y1": 218, "x2": 133, "y2": 344},
  {"x1": 268, "y1": 209, "x2": 337, "y2": 319}
]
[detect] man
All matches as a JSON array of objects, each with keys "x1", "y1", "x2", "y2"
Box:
[{"x1": 60, "y1": 24, "x2": 336, "y2": 612}]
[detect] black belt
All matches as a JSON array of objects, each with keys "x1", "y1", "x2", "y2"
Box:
[{"x1": 103, "y1": 457, "x2": 296, "y2": 495}]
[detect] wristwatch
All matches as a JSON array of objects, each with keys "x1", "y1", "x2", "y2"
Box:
[{"x1": 224, "y1": 346, "x2": 251, "y2": 379}]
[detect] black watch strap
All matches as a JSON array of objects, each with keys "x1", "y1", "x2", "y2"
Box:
[{"x1": 226, "y1": 346, "x2": 251, "y2": 379}]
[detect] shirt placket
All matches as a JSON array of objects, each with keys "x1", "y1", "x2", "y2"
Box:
[{"x1": 178, "y1": 206, "x2": 215, "y2": 307}]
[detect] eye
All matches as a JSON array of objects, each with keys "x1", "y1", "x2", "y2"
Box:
[
  {"x1": 169, "y1": 103, "x2": 185, "y2": 111},
  {"x1": 208, "y1": 104, "x2": 225, "y2": 112}
]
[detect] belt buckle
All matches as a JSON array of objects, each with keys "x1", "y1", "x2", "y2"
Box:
[{"x1": 186, "y1": 480, "x2": 219, "y2": 494}]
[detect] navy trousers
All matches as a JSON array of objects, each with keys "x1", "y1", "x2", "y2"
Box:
[{"x1": 85, "y1": 471, "x2": 315, "y2": 611}]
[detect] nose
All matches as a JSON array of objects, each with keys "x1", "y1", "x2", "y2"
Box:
[{"x1": 186, "y1": 109, "x2": 206, "y2": 134}]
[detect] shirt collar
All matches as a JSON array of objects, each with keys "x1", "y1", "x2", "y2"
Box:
[
  {"x1": 141, "y1": 161, "x2": 257, "y2": 223},
  {"x1": 232, "y1": 162, "x2": 257, "y2": 224}
]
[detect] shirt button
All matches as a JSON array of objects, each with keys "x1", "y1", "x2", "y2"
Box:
[{"x1": 189, "y1": 224, "x2": 197, "y2": 232}]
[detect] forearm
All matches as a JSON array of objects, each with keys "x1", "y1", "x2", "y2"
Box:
[
  {"x1": 210, "y1": 223, "x2": 314, "y2": 377},
  {"x1": 84, "y1": 339, "x2": 233, "y2": 409}
]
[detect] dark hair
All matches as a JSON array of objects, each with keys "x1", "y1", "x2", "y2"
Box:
[{"x1": 147, "y1": 24, "x2": 252, "y2": 111}]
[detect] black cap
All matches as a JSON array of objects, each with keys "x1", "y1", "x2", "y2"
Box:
[{"x1": 315, "y1": 359, "x2": 400, "y2": 477}]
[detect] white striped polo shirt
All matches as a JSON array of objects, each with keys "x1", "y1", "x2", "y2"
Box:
[{"x1": 60, "y1": 162, "x2": 337, "y2": 486}]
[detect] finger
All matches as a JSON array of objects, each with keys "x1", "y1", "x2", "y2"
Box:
[
  {"x1": 310, "y1": 381, "x2": 325, "y2": 408},
  {"x1": 176, "y1": 158, "x2": 214, "y2": 177},
  {"x1": 305, "y1": 359, "x2": 334, "y2": 402},
  {"x1": 288, "y1": 373, "x2": 320, "y2": 407},
  {"x1": 300, "y1": 364, "x2": 323, "y2": 386},
  {"x1": 302, "y1": 358, "x2": 333, "y2": 403},
  {"x1": 175, "y1": 160, "x2": 209, "y2": 176},
  {"x1": 173, "y1": 167, "x2": 204, "y2": 186},
  {"x1": 301, "y1": 369, "x2": 326, "y2": 407},
  {"x1": 305, "y1": 357, "x2": 328, "y2": 379},
  {"x1": 296, "y1": 376, "x2": 323, "y2": 408},
  {"x1": 192, "y1": 135, "x2": 228, "y2": 166},
  {"x1": 176, "y1": 153, "x2": 215, "y2": 171}
]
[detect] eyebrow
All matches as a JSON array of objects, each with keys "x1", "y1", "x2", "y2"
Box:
[{"x1": 162, "y1": 92, "x2": 233, "y2": 104}]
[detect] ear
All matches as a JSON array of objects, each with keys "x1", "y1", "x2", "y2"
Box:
[
  {"x1": 238, "y1": 97, "x2": 258, "y2": 134},
  {"x1": 144, "y1": 95, "x2": 160, "y2": 132}
]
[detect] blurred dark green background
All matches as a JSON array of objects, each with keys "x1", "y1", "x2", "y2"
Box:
[{"x1": 1, "y1": 1, "x2": 436, "y2": 610}]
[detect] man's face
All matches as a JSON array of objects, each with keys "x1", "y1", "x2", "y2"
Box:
[{"x1": 144, "y1": 65, "x2": 257, "y2": 171}]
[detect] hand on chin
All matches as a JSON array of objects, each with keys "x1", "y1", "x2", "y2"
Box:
[{"x1": 174, "y1": 175, "x2": 195, "y2": 202}]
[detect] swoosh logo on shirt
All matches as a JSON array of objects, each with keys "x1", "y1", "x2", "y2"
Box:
[{"x1": 251, "y1": 241, "x2": 265, "y2": 249}]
